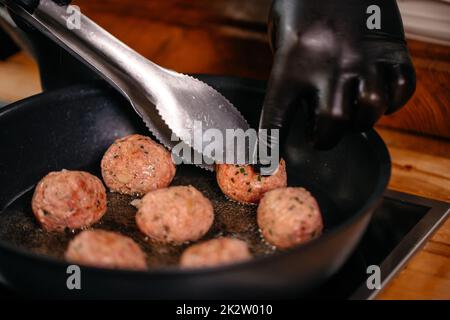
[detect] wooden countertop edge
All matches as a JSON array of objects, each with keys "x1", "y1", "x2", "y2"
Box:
[{"x1": 376, "y1": 127, "x2": 450, "y2": 300}]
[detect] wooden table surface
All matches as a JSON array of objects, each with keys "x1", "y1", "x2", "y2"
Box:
[{"x1": 0, "y1": 0, "x2": 449, "y2": 299}]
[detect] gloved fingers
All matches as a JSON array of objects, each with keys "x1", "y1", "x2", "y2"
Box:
[
  {"x1": 383, "y1": 62, "x2": 416, "y2": 114},
  {"x1": 354, "y1": 65, "x2": 389, "y2": 132},
  {"x1": 312, "y1": 73, "x2": 358, "y2": 149},
  {"x1": 259, "y1": 49, "x2": 303, "y2": 153}
]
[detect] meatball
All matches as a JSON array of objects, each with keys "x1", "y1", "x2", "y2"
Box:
[
  {"x1": 180, "y1": 237, "x2": 251, "y2": 268},
  {"x1": 216, "y1": 160, "x2": 287, "y2": 204},
  {"x1": 135, "y1": 186, "x2": 214, "y2": 244},
  {"x1": 65, "y1": 230, "x2": 147, "y2": 270},
  {"x1": 257, "y1": 187, "x2": 323, "y2": 249},
  {"x1": 32, "y1": 170, "x2": 107, "y2": 232},
  {"x1": 101, "y1": 134, "x2": 176, "y2": 196}
]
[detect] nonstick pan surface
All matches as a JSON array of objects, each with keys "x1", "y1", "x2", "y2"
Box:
[{"x1": 0, "y1": 75, "x2": 390, "y2": 298}]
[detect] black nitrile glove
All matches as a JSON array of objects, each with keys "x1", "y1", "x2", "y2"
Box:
[
  {"x1": 5, "y1": 0, "x2": 70, "y2": 13},
  {"x1": 260, "y1": 0, "x2": 416, "y2": 150}
]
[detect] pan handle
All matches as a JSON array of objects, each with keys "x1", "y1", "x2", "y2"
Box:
[
  {"x1": 0, "y1": 3, "x2": 98, "y2": 91},
  {"x1": 4, "y1": 0, "x2": 171, "y2": 107},
  {"x1": 0, "y1": 22, "x2": 20, "y2": 60}
]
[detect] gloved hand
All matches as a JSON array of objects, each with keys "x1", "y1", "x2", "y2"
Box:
[
  {"x1": 260, "y1": 0, "x2": 416, "y2": 150},
  {"x1": 5, "y1": 0, "x2": 70, "y2": 12}
]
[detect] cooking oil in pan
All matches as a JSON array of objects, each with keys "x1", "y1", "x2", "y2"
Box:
[{"x1": 0, "y1": 165, "x2": 276, "y2": 269}]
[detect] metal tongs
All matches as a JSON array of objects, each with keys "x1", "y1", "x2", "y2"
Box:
[{"x1": 2, "y1": 0, "x2": 250, "y2": 169}]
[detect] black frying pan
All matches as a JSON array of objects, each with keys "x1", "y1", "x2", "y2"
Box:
[{"x1": 0, "y1": 75, "x2": 390, "y2": 299}]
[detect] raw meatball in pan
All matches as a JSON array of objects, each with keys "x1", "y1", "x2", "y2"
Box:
[
  {"x1": 32, "y1": 170, "x2": 107, "y2": 232},
  {"x1": 216, "y1": 159, "x2": 287, "y2": 204},
  {"x1": 101, "y1": 134, "x2": 176, "y2": 196},
  {"x1": 257, "y1": 187, "x2": 323, "y2": 249},
  {"x1": 65, "y1": 230, "x2": 147, "y2": 270},
  {"x1": 180, "y1": 237, "x2": 251, "y2": 268},
  {"x1": 135, "y1": 186, "x2": 214, "y2": 244}
]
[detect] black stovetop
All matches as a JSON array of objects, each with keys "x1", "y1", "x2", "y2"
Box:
[
  {"x1": 0, "y1": 190, "x2": 448, "y2": 300},
  {"x1": 310, "y1": 190, "x2": 449, "y2": 299}
]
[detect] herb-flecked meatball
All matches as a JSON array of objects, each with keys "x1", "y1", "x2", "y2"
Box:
[
  {"x1": 216, "y1": 160, "x2": 287, "y2": 204},
  {"x1": 135, "y1": 186, "x2": 214, "y2": 244},
  {"x1": 257, "y1": 187, "x2": 323, "y2": 249},
  {"x1": 101, "y1": 134, "x2": 176, "y2": 196}
]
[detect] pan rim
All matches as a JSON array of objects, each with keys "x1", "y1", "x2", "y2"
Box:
[{"x1": 0, "y1": 78, "x2": 391, "y2": 278}]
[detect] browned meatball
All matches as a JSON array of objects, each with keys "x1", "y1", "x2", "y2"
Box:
[
  {"x1": 180, "y1": 237, "x2": 251, "y2": 268},
  {"x1": 101, "y1": 134, "x2": 176, "y2": 196},
  {"x1": 216, "y1": 160, "x2": 287, "y2": 204},
  {"x1": 257, "y1": 187, "x2": 323, "y2": 249},
  {"x1": 135, "y1": 186, "x2": 214, "y2": 244},
  {"x1": 32, "y1": 170, "x2": 107, "y2": 232},
  {"x1": 65, "y1": 230, "x2": 147, "y2": 270}
]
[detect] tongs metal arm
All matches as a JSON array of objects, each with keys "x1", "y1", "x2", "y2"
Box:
[{"x1": 5, "y1": 0, "x2": 166, "y2": 109}]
